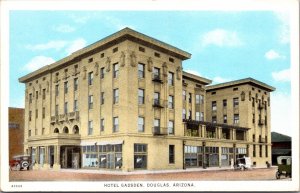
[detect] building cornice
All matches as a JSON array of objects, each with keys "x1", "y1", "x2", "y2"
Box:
[{"x1": 182, "y1": 71, "x2": 212, "y2": 85}]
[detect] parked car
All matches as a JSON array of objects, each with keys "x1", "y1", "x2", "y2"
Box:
[
  {"x1": 9, "y1": 155, "x2": 31, "y2": 171},
  {"x1": 234, "y1": 157, "x2": 252, "y2": 170},
  {"x1": 276, "y1": 156, "x2": 292, "y2": 179}
]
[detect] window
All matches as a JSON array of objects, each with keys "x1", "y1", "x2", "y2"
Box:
[
  {"x1": 169, "y1": 57, "x2": 174, "y2": 63},
  {"x1": 134, "y1": 144, "x2": 147, "y2": 169},
  {"x1": 42, "y1": 89, "x2": 46, "y2": 100},
  {"x1": 88, "y1": 58, "x2": 93, "y2": 63},
  {"x1": 100, "y1": 53, "x2": 105, "y2": 58},
  {"x1": 223, "y1": 115, "x2": 227, "y2": 123},
  {"x1": 259, "y1": 145, "x2": 262, "y2": 157},
  {"x1": 234, "y1": 114, "x2": 239, "y2": 124},
  {"x1": 182, "y1": 109, "x2": 186, "y2": 119},
  {"x1": 211, "y1": 92, "x2": 216, "y2": 95},
  {"x1": 138, "y1": 117, "x2": 144, "y2": 132},
  {"x1": 223, "y1": 99, "x2": 227, "y2": 107},
  {"x1": 64, "y1": 82, "x2": 68, "y2": 94},
  {"x1": 113, "y1": 89, "x2": 119, "y2": 104},
  {"x1": 64, "y1": 102, "x2": 68, "y2": 114},
  {"x1": 252, "y1": 97, "x2": 255, "y2": 107},
  {"x1": 100, "y1": 67, "x2": 105, "y2": 79},
  {"x1": 196, "y1": 95, "x2": 200, "y2": 104},
  {"x1": 35, "y1": 109, "x2": 38, "y2": 118},
  {"x1": 253, "y1": 145, "x2": 256, "y2": 157},
  {"x1": 169, "y1": 145, "x2": 175, "y2": 164},
  {"x1": 113, "y1": 47, "x2": 118, "y2": 53},
  {"x1": 74, "y1": 100, "x2": 78, "y2": 111},
  {"x1": 265, "y1": 145, "x2": 268, "y2": 157},
  {"x1": 113, "y1": 117, "x2": 119, "y2": 132},
  {"x1": 113, "y1": 63, "x2": 119, "y2": 78},
  {"x1": 42, "y1": 107, "x2": 45, "y2": 119},
  {"x1": 200, "y1": 112, "x2": 204, "y2": 121},
  {"x1": 154, "y1": 52, "x2": 160, "y2": 58},
  {"x1": 252, "y1": 134, "x2": 256, "y2": 142},
  {"x1": 74, "y1": 78, "x2": 78, "y2": 91},
  {"x1": 29, "y1": 130, "x2": 31, "y2": 137},
  {"x1": 233, "y1": 98, "x2": 239, "y2": 108},
  {"x1": 183, "y1": 90, "x2": 186, "y2": 100},
  {"x1": 101, "y1": 119, "x2": 105, "y2": 131},
  {"x1": 88, "y1": 72, "x2": 93, "y2": 85},
  {"x1": 168, "y1": 121, "x2": 174, "y2": 135},
  {"x1": 139, "y1": 47, "x2": 145, "y2": 52},
  {"x1": 29, "y1": 111, "x2": 32, "y2": 121},
  {"x1": 55, "y1": 105, "x2": 59, "y2": 116},
  {"x1": 55, "y1": 85, "x2": 59, "y2": 96},
  {"x1": 188, "y1": 93, "x2": 192, "y2": 103},
  {"x1": 101, "y1": 92, "x2": 105, "y2": 105},
  {"x1": 188, "y1": 110, "x2": 192, "y2": 119},
  {"x1": 252, "y1": 113, "x2": 255, "y2": 123},
  {"x1": 36, "y1": 91, "x2": 38, "y2": 99},
  {"x1": 29, "y1": 93, "x2": 32, "y2": 103},
  {"x1": 212, "y1": 116, "x2": 217, "y2": 123},
  {"x1": 196, "y1": 112, "x2": 200, "y2": 121},
  {"x1": 88, "y1": 121, "x2": 93, "y2": 135},
  {"x1": 138, "y1": 63, "x2": 145, "y2": 78},
  {"x1": 154, "y1": 119, "x2": 160, "y2": 130},
  {"x1": 200, "y1": 95, "x2": 204, "y2": 104},
  {"x1": 138, "y1": 89, "x2": 144, "y2": 104},
  {"x1": 265, "y1": 115, "x2": 268, "y2": 125},
  {"x1": 212, "y1": 101, "x2": 217, "y2": 111},
  {"x1": 233, "y1": 87, "x2": 238, "y2": 91},
  {"x1": 153, "y1": 67, "x2": 160, "y2": 79},
  {"x1": 168, "y1": 96, "x2": 174, "y2": 109},
  {"x1": 154, "y1": 92, "x2": 160, "y2": 105},
  {"x1": 88, "y1": 95, "x2": 93, "y2": 109},
  {"x1": 168, "y1": 72, "x2": 174, "y2": 86}
]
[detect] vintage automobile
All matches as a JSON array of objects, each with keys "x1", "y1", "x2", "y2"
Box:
[
  {"x1": 276, "y1": 156, "x2": 292, "y2": 179},
  {"x1": 9, "y1": 155, "x2": 31, "y2": 171}
]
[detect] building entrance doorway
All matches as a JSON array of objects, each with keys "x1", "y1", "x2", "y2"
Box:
[{"x1": 60, "y1": 146, "x2": 81, "y2": 169}]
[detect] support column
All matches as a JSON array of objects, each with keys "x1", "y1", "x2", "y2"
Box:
[
  {"x1": 202, "y1": 125, "x2": 206, "y2": 138},
  {"x1": 43, "y1": 146, "x2": 50, "y2": 170},
  {"x1": 218, "y1": 127, "x2": 222, "y2": 139},
  {"x1": 232, "y1": 129, "x2": 236, "y2": 140},
  {"x1": 233, "y1": 143, "x2": 236, "y2": 164},
  {"x1": 246, "y1": 144, "x2": 250, "y2": 157},
  {"x1": 33, "y1": 147, "x2": 39, "y2": 170},
  {"x1": 202, "y1": 141, "x2": 206, "y2": 169},
  {"x1": 198, "y1": 125, "x2": 201, "y2": 137},
  {"x1": 53, "y1": 145, "x2": 61, "y2": 170}
]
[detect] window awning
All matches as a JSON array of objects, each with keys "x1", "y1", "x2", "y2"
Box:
[{"x1": 80, "y1": 140, "x2": 123, "y2": 146}]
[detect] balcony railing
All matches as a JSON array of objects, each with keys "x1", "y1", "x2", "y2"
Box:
[
  {"x1": 51, "y1": 116, "x2": 56, "y2": 123},
  {"x1": 68, "y1": 111, "x2": 79, "y2": 121},
  {"x1": 153, "y1": 99, "x2": 165, "y2": 108},
  {"x1": 152, "y1": 73, "x2": 163, "y2": 83},
  {"x1": 59, "y1": 114, "x2": 66, "y2": 122},
  {"x1": 152, "y1": 127, "x2": 168, "y2": 135}
]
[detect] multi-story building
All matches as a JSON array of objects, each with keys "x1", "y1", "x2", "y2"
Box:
[
  {"x1": 9, "y1": 107, "x2": 25, "y2": 160},
  {"x1": 19, "y1": 28, "x2": 275, "y2": 171}
]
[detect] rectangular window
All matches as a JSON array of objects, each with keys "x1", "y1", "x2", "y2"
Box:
[
  {"x1": 28, "y1": 130, "x2": 31, "y2": 137},
  {"x1": 253, "y1": 145, "x2": 256, "y2": 157},
  {"x1": 265, "y1": 115, "x2": 268, "y2": 125},
  {"x1": 113, "y1": 89, "x2": 119, "y2": 104},
  {"x1": 168, "y1": 96, "x2": 174, "y2": 109},
  {"x1": 183, "y1": 90, "x2": 186, "y2": 100},
  {"x1": 182, "y1": 109, "x2": 186, "y2": 119},
  {"x1": 212, "y1": 116, "x2": 217, "y2": 123},
  {"x1": 169, "y1": 57, "x2": 174, "y2": 63},
  {"x1": 74, "y1": 100, "x2": 78, "y2": 111},
  {"x1": 64, "y1": 81, "x2": 68, "y2": 94},
  {"x1": 139, "y1": 47, "x2": 145, "y2": 52},
  {"x1": 88, "y1": 121, "x2": 93, "y2": 135},
  {"x1": 100, "y1": 119, "x2": 105, "y2": 131},
  {"x1": 234, "y1": 114, "x2": 239, "y2": 124},
  {"x1": 153, "y1": 67, "x2": 160, "y2": 79},
  {"x1": 101, "y1": 92, "x2": 105, "y2": 105},
  {"x1": 223, "y1": 115, "x2": 227, "y2": 123},
  {"x1": 138, "y1": 89, "x2": 144, "y2": 104},
  {"x1": 188, "y1": 110, "x2": 192, "y2": 119},
  {"x1": 74, "y1": 78, "x2": 78, "y2": 91},
  {"x1": 195, "y1": 112, "x2": 200, "y2": 121},
  {"x1": 259, "y1": 145, "x2": 262, "y2": 157},
  {"x1": 154, "y1": 119, "x2": 160, "y2": 128},
  {"x1": 200, "y1": 95, "x2": 204, "y2": 104},
  {"x1": 253, "y1": 134, "x2": 255, "y2": 142},
  {"x1": 252, "y1": 97, "x2": 255, "y2": 107},
  {"x1": 42, "y1": 107, "x2": 45, "y2": 118},
  {"x1": 196, "y1": 95, "x2": 200, "y2": 104},
  {"x1": 113, "y1": 47, "x2": 118, "y2": 53},
  {"x1": 154, "y1": 52, "x2": 160, "y2": 58},
  {"x1": 64, "y1": 102, "x2": 68, "y2": 114},
  {"x1": 253, "y1": 113, "x2": 255, "y2": 123},
  {"x1": 134, "y1": 144, "x2": 147, "y2": 169},
  {"x1": 42, "y1": 89, "x2": 46, "y2": 100},
  {"x1": 200, "y1": 112, "x2": 204, "y2": 121},
  {"x1": 113, "y1": 63, "x2": 119, "y2": 78},
  {"x1": 138, "y1": 63, "x2": 145, "y2": 78},
  {"x1": 88, "y1": 95, "x2": 93, "y2": 109},
  {"x1": 265, "y1": 145, "x2": 268, "y2": 157},
  {"x1": 223, "y1": 99, "x2": 227, "y2": 107},
  {"x1": 35, "y1": 109, "x2": 38, "y2": 118},
  {"x1": 100, "y1": 67, "x2": 105, "y2": 79},
  {"x1": 188, "y1": 93, "x2": 192, "y2": 103},
  {"x1": 138, "y1": 117, "x2": 144, "y2": 132},
  {"x1": 168, "y1": 121, "x2": 174, "y2": 135},
  {"x1": 169, "y1": 145, "x2": 175, "y2": 164},
  {"x1": 113, "y1": 117, "x2": 119, "y2": 132},
  {"x1": 55, "y1": 85, "x2": 59, "y2": 96},
  {"x1": 154, "y1": 92, "x2": 160, "y2": 106},
  {"x1": 88, "y1": 72, "x2": 93, "y2": 85},
  {"x1": 29, "y1": 93, "x2": 32, "y2": 103},
  {"x1": 55, "y1": 105, "x2": 59, "y2": 116},
  {"x1": 88, "y1": 58, "x2": 93, "y2": 63},
  {"x1": 168, "y1": 72, "x2": 174, "y2": 86},
  {"x1": 233, "y1": 97, "x2": 239, "y2": 108},
  {"x1": 212, "y1": 101, "x2": 217, "y2": 111},
  {"x1": 29, "y1": 111, "x2": 32, "y2": 121},
  {"x1": 36, "y1": 91, "x2": 38, "y2": 99}
]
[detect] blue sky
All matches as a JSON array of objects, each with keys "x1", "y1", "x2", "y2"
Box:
[{"x1": 9, "y1": 11, "x2": 292, "y2": 135}]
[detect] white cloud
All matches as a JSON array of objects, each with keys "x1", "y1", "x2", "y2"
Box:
[
  {"x1": 265, "y1": 49, "x2": 285, "y2": 60},
  {"x1": 274, "y1": 11, "x2": 290, "y2": 44},
  {"x1": 65, "y1": 38, "x2": 87, "y2": 55},
  {"x1": 272, "y1": 68, "x2": 290, "y2": 82},
  {"x1": 201, "y1": 29, "x2": 243, "y2": 47},
  {"x1": 271, "y1": 92, "x2": 292, "y2": 136},
  {"x1": 69, "y1": 14, "x2": 92, "y2": 24},
  {"x1": 184, "y1": 69, "x2": 202, "y2": 76},
  {"x1": 53, "y1": 24, "x2": 75, "y2": 33},
  {"x1": 23, "y1": 56, "x2": 55, "y2": 72},
  {"x1": 25, "y1": 40, "x2": 67, "y2": 51},
  {"x1": 212, "y1": 76, "x2": 232, "y2": 84}
]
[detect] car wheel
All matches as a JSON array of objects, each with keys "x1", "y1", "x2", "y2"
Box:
[
  {"x1": 276, "y1": 171, "x2": 280, "y2": 179},
  {"x1": 16, "y1": 164, "x2": 21, "y2": 171},
  {"x1": 21, "y1": 161, "x2": 29, "y2": 169}
]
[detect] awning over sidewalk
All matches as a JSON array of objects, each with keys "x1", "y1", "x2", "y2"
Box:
[{"x1": 80, "y1": 140, "x2": 124, "y2": 146}]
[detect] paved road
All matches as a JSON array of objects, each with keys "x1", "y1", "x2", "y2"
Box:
[{"x1": 9, "y1": 167, "x2": 291, "y2": 181}]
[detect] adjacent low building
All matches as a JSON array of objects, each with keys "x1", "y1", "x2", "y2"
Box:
[
  {"x1": 19, "y1": 28, "x2": 275, "y2": 171},
  {"x1": 271, "y1": 132, "x2": 291, "y2": 165}
]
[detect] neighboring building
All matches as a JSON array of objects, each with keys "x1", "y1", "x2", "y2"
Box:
[
  {"x1": 205, "y1": 79, "x2": 275, "y2": 167},
  {"x1": 271, "y1": 132, "x2": 291, "y2": 165},
  {"x1": 9, "y1": 107, "x2": 25, "y2": 160},
  {"x1": 19, "y1": 28, "x2": 275, "y2": 171}
]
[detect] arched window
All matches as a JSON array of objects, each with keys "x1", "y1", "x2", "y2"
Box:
[
  {"x1": 73, "y1": 125, "x2": 79, "y2": 134},
  {"x1": 54, "y1": 128, "x2": 59, "y2": 133},
  {"x1": 63, "y1": 127, "x2": 69, "y2": 134}
]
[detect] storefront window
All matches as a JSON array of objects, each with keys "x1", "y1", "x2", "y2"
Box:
[
  {"x1": 82, "y1": 145, "x2": 98, "y2": 168},
  {"x1": 134, "y1": 144, "x2": 147, "y2": 169}
]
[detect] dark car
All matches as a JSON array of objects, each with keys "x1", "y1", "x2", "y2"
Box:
[{"x1": 9, "y1": 155, "x2": 31, "y2": 171}]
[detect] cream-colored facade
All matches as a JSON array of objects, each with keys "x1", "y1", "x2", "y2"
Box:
[{"x1": 19, "y1": 28, "x2": 275, "y2": 171}]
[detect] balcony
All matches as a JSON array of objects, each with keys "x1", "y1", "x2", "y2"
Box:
[
  {"x1": 152, "y1": 127, "x2": 168, "y2": 135},
  {"x1": 258, "y1": 119, "x2": 265, "y2": 126},
  {"x1": 51, "y1": 116, "x2": 57, "y2": 124},
  {"x1": 153, "y1": 99, "x2": 165, "y2": 108},
  {"x1": 152, "y1": 73, "x2": 163, "y2": 83},
  {"x1": 68, "y1": 111, "x2": 79, "y2": 121},
  {"x1": 59, "y1": 114, "x2": 66, "y2": 122}
]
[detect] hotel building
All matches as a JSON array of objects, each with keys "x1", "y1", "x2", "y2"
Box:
[{"x1": 19, "y1": 28, "x2": 275, "y2": 171}]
